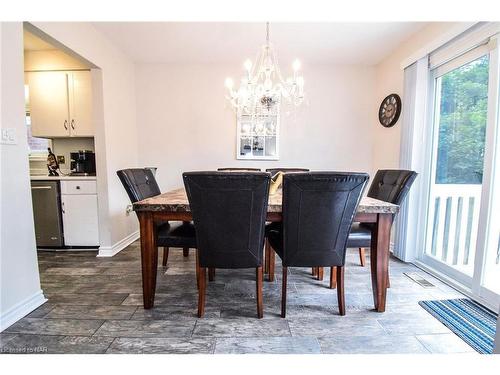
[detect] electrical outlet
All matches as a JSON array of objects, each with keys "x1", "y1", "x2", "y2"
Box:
[
  {"x1": 126, "y1": 204, "x2": 133, "y2": 215},
  {"x1": 57, "y1": 155, "x2": 65, "y2": 164},
  {"x1": 1, "y1": 128, "x2": 17, "y2": 145}
]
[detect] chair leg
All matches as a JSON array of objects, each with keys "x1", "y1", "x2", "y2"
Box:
[
  {"x1": 183, "y1": 248, "x2": 189, "y2": 257},
  {"x1": 208, "y1": 267, "x2": 215, "y2": 281},
  {"x1": 312, "y1": 267, "x2": 317, "y2": 277},
  {"x1": 359, "y1": 248, "x2": 366, "y2": 267},
  {"x1": 162, "y1": 247, "x2": 169, "y2": 267},
  {"x1": 317, "y1": 267, "x2": 324, "y2": 281},
  {"x1": 281, "y1": 266, "x2": 288, "y2": 318},
  {"x1": 329, "y1": 266, "x2": 337, "y2": 289},
  {"x1": 198, "y1": 267, "x2": 207, "y2": 318},
  {"x1": 256, "y1": 266, "x2": 263, "y2": 318},
  {"x1": 268, "y1": 247, "x2": 275, "y2": 282},
  {"x1": 337, "y1": 266, "x2": 345, "y2": 316},
  {"x1": 196, "y1": 250, "x2": 200, "y2": 290}
]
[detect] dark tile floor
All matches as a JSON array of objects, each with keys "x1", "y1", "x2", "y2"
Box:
[{"x1": 0, "y1": 242, "x2": 476, "y2": 354}]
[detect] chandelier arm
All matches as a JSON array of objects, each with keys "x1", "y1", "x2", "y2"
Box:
[
  {"x1": 269, "y1": 44, "x2": 288, "y2": 88},
  {"x1": 224, "y1": 21, "x2": 304, "y2": 114}
]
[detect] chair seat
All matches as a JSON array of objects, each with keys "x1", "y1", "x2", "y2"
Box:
[
  {"x1": 265, "y1": 221, "x2": 282, "y2": 235},
  {"x1": 347, "y1": 223, "x2": 372, "y2": 248},
  {"x1": 266, "y1": 228, "x2": 283, "y2": 259},
  {"x1": 157, "y1": 221, "x2": 197, "y2": 248}
]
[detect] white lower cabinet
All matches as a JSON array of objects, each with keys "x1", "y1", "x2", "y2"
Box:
[{"x1": 61, "y1": 180, "x2": 99, "y2": 246}]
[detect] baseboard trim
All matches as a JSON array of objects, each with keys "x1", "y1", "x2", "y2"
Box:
[
  {"x1": 0, "y1": 290, "x2": 47, "y2": 332},
  {"x1": 97, "y1": 230, "x2": 139, "y2": 257}
]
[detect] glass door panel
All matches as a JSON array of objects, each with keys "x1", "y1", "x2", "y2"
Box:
[{"x1": 424, "y1": 55, "x2": 490, "y2": 279}]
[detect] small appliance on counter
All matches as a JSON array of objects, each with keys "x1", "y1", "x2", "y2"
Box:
[{"x1": 70, "y1": 150, "x2": 96, "y2": 176}]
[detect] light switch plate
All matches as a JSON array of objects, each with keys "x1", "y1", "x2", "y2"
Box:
[{"x1": 1, "y1": 128, "x2": 18, "y2": 145}]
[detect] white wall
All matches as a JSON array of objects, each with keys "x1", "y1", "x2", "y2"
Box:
[
  {"x1": 372, "y1": 22, "x2": 472, "y2": 171},
  {"x1": 31, "y1": 22, "x2": 140, "y2": 253},
  {"x1": 0, "y1": 22, "x2": 45, "y2": 331},
  {"x1": 136, "y1": 63, "x2": 376, "y2": 190}
]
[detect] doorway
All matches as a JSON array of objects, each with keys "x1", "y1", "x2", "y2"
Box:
[{"x1": 419, "y1": 39, "x2": 500, "y2": 310}]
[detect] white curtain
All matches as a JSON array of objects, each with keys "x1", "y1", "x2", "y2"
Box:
[{"x1": 393, "y1": 58, "x2": 428, "y2": 262}]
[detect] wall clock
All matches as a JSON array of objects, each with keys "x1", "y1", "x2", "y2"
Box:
[{"x1": 378, "y1": 93, "x2": 401, "y2": 128}]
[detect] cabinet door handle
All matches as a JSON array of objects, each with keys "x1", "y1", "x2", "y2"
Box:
[
  {"x1": 64, "y1": 120, "x2": 68, "y2": 130},
  {"x1": 61, "y1": 201, "x2": 65, "y2": 214},
  {"x1": 71, "y1": 119, "x2": 75, "y2": 130}
]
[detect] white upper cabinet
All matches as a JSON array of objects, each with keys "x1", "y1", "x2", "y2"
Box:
[
  {"x1": 27, "y1": 71, "x2": 70, "y2": 137},
  {"x1": 68, "y1": 71, "x2": 93, "y2": 137},
  {"x1": 27, "y1": 70, "x2": 93, "y2": 138}
]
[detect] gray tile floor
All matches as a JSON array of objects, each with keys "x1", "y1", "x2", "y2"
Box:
[{"x1": 0, "y1": 242, "x2": 476, "y2": 354}]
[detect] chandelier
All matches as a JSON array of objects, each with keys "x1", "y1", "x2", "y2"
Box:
[{"x1": 225, "y1": 22, "x2": 305, "y2": 115}]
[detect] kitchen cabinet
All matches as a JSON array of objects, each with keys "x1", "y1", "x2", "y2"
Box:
[
  {"x1": 60, "y1": 180, "x2": 99, "y2": 246},
  {"x1": 26, "y1": 70, "x2": 93, "y2": 138}
]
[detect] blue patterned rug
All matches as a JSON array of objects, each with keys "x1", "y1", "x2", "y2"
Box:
[{"x1": 419, "y1": 298, "x2": 497, "y2": 354}]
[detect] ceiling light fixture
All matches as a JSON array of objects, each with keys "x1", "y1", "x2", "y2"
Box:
[{"x1": 225, "y1": 22, "x2": 305, "y2": 115}]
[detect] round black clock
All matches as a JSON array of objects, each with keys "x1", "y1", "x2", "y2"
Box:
[{"x1": 378, "y1": 94, "x2": 401, "y2": 128}]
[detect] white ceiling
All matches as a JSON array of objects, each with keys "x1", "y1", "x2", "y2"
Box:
[{"x1": 93, "y1": 22, "x2": 427, "y2": 65}]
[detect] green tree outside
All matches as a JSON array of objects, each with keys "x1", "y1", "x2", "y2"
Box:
[{"x1": 436, "y1": 55, "x2": 489, "y2": 184}]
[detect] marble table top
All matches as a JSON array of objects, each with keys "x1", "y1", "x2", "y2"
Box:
[{"x1": 133, "y1": 188, "x2": 399, "y2": 214}]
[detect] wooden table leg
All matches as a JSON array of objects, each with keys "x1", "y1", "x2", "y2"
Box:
[
  {"x1": 268, "y1": 248, "x2": 275, "y2": 282},
  {"x1": 264, "y1": 239, "x2": 270, "y2": 274},
  {"x1": 370, "y1": 213, "x2": 392, "y2": 312},
  {"x1": 138, "y1": 211, "x2": 158, "y2": 309}
]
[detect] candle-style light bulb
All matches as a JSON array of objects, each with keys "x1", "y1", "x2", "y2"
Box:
[
  {"x1": 292, "y1": 59, "x2": 301, "y2": 72},
  {"x1": 225, "y1": 77, "x2": 234, "y2": 89},
  {"x1": 244, "y1": 59, "x2": 252, "y2": 72}
]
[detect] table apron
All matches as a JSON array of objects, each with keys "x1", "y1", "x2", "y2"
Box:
[{"x1": 147, "y1": 211, "x2": 378, "y2": 223}]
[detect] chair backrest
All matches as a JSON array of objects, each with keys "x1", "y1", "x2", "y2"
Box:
[
  {"x1": 117, "y1": 168, "x2": 161, "y2": 203},
  {"x1": 183, "y1": 172, "x2": 270, "y2": 269},
  {"x1": 281, "y1": 172, "x2": 369, "y2": 267},
  {"x1": 266, "y1": 168, "x2": 310, "y2": 177},
  {"x1": 367, "y1": 169, "x2": 418, "y2": 206},
  {"x1": 217, "y1": 167, "x2": 261, "y2": 172}
]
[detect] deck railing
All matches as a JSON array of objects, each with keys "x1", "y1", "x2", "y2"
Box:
[{"x1": 425, "y1": 183, "x2": 482, "y2": 274}]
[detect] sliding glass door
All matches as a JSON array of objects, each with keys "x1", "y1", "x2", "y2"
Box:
[{"x1": 421, "y1": 39, "x2": 500, "y2": 309}]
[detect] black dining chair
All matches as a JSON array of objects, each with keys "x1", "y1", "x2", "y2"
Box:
[
  {"x1": 263, "y1": 168, "x2": 310, "y2": 279},
  {"x1": 117, "y1": 168, "x2": 197, "y2": 268},
  {"x1": 348, "y1": 169, "x2": 418, "y2": 270},
  {"x1": 267, "y1": 172, "x2": 369, "y2": 317},
  {"x1": 183, "y1": 171, "x2": 270, "y2": 318},
  {"x1": 217, "y1": 167, "x2": 261, "y2": 171}
]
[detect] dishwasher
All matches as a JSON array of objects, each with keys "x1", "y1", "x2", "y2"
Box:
[{"x1": 31, "y1": 180, "x2": 64, "y2": 248}]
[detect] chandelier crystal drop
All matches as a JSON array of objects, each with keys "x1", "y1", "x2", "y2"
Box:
[{"x1": 225, "y1": 22, "x2": 305, "y2": 116}]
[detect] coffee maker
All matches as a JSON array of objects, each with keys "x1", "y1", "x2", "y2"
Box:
[{"x1": 70, "y1": 150, "x2": 96, "y2": 176}]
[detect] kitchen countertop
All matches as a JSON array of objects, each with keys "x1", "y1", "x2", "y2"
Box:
[{"x1": 30, "y1": 175, "x2": 97, "y2": 181}]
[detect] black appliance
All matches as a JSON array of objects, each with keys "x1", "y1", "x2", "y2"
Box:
[{"x1": 70, "y1": 150, "x2": 96, "y2": 176}]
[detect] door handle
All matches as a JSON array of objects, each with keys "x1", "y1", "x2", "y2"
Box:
[
  {"x1": 61, "y1": 201, "x2": 65, "y2": 214},
  {"x1": 31, "y1": 186, "x2": 52, "y2": 190},
  {"x1": 64, "y1": 120, "x2": 68, "y2": 130},
  {"x1": 71, "y1": 119, "x2": 75, "y2": 130}
]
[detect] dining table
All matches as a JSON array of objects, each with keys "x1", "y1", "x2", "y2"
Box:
[{"x1": 133, "y1": 187, "x2": 399, "y2": 312}]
